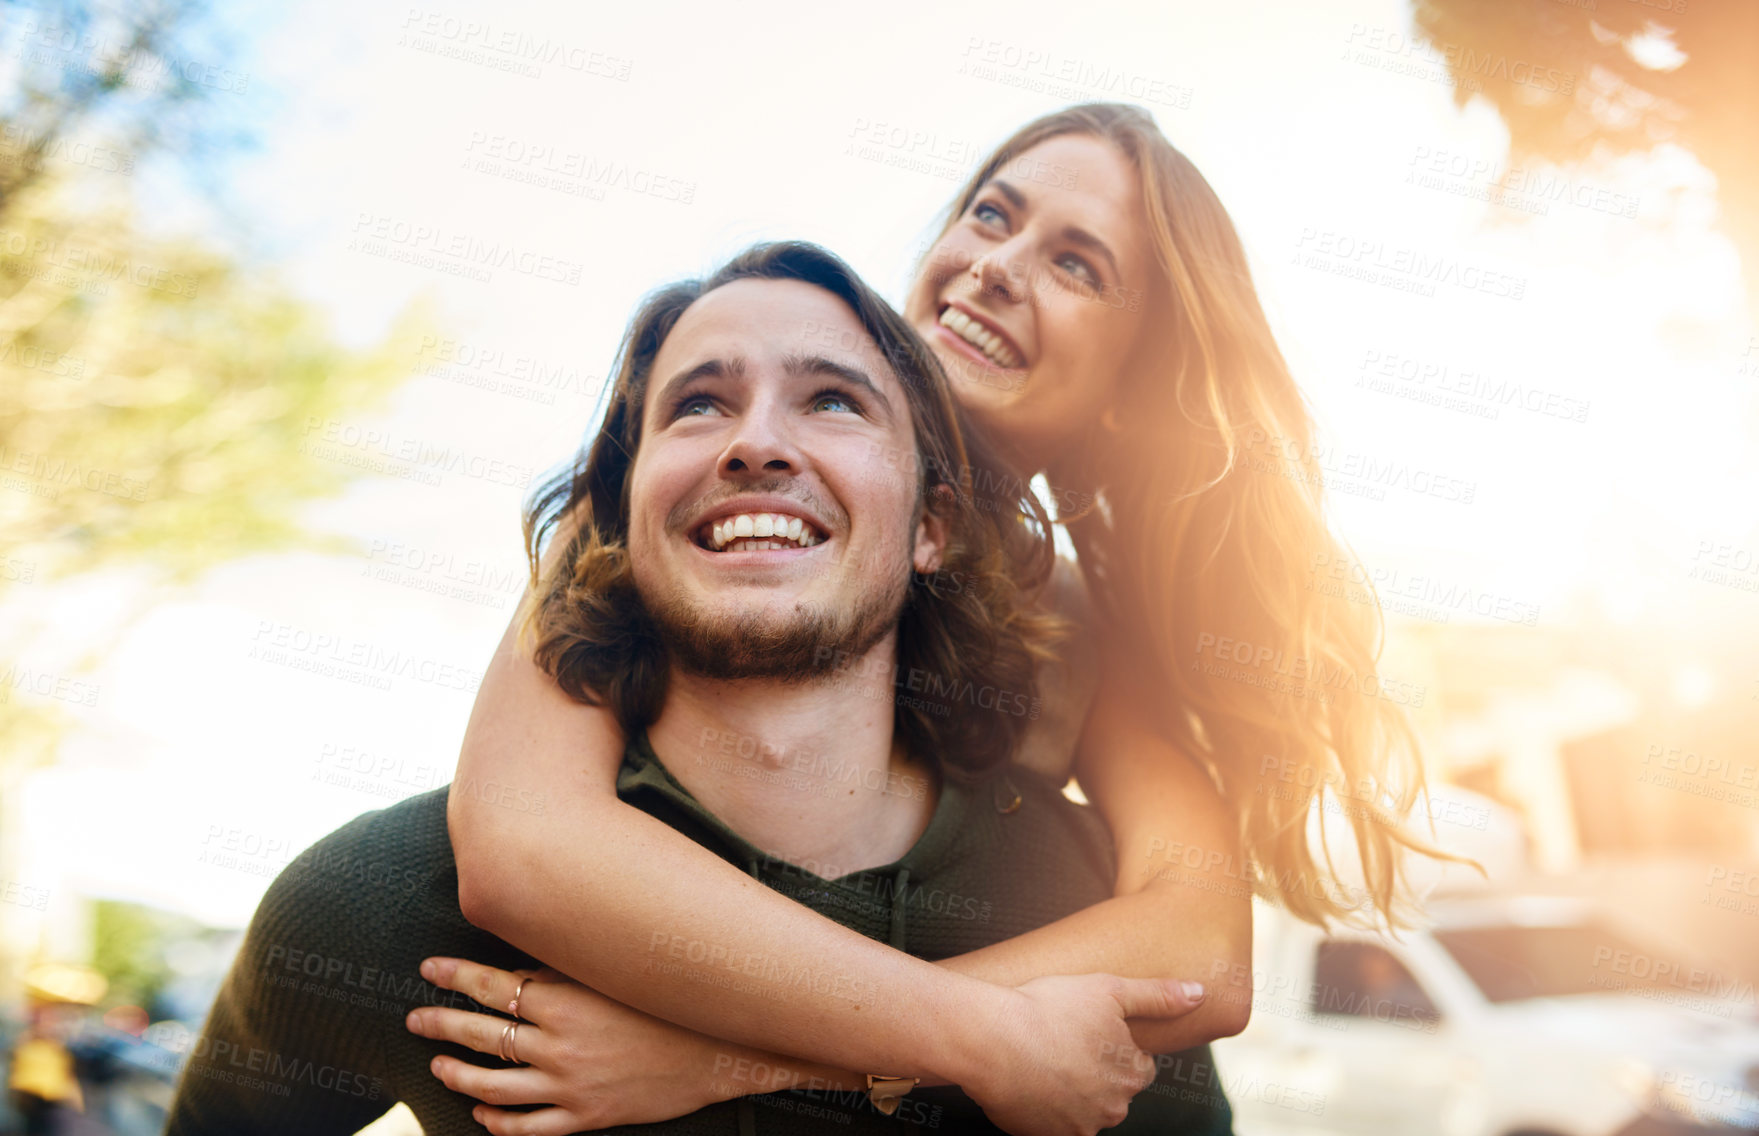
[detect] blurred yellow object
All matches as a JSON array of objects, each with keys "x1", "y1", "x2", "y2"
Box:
[
  {"x1": 23, "y1": 962, "x2": 107, "y2": 1005},
  {"x1": 7, "y1": 1037, "x2": 84, "y2": 1108}
]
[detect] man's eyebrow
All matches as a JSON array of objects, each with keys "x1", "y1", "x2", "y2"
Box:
[
  {"x1": 782, "y1": 352, "x2": 894, "y2": 418},
  {"x1": 654, "y1": 356, "x2": 745, "y2": 409}
]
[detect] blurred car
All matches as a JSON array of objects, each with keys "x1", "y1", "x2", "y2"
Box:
[{"x1": 1213, "y1": 894, "x2": 1759, "y2": 1135}]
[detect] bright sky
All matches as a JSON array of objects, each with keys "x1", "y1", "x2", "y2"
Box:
[{"x1": 7, "y1": 0, "x2": 1757, "y2": 931}]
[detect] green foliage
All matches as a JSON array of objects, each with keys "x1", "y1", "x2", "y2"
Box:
[
  {"x1": 0, "y1": 181, "x2": 430, "y2": 583},
  {"x1": 0, "y1": 2, "x2": 435, "y2": 784},
  {"x1": 88, "y1": 899, "x2": 204, "y2": 1010}
]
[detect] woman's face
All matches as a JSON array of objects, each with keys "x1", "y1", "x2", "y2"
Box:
[{"x1": 904, "y1": 133, "x2": 1160, "y2": 474}]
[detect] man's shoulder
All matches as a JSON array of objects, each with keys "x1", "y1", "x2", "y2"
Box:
[
  {"x1": 230, "y1": 786, "x2": 465, "y2": 1036},
  {"x1": 937, "y1": 764, "x2": 1115, "y2": 894},
  {"x1": 995, "y1": 763, "x2": 1112, "y2": 852},
  {"x1": 259, "y1": 787, "x2": 452, "y2": 928}
]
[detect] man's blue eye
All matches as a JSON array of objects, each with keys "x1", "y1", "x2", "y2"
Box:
[
  {"x1": 813, "y1": 393, "x2": 856, "y2": 413},
  {"x1": 677, "y1": 396, "x2": 717, "y2": 417}
]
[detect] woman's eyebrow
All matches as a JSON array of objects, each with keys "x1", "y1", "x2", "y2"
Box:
[
  {"x1": 989, "y1": 178, "x2": 1028, "y2": 210},
  {"x1": 1061, "y1": 226, "x2": 1120, "y2": 278},
  {"x1": 989, "y1": 177, "x2": 1121, "y2": 278}
]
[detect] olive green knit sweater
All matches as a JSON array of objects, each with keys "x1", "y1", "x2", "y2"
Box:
[{"x1": 166, "y1": 734, "x2": 1233, "y2": 1134}]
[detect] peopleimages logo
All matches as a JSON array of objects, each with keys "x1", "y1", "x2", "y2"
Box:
[
  {"x1": 1192, "y1": 632, "x2": 1427, "y2": 708},
  {"x1": 300, "y1": 417, "x2": 535, "y2": 489},
  {"x1": 0, "y1": 229, "x2": 198, "y2": 296},
  {"x1": 1406, "y1": 146, "x2": 1639, "y2": 220},
  {"x1": 959, "y1": 37, "x2": 1193, "y2": 108},
  {"x1": 812, "y1": 646, "x2": 1041, "y2": 719},
  {"x1": 1293, "y1": 229, "x2": 1526, "y2": 302},
  {"x1": 397, "y1": 8, "x2": 631, "y2": 81},
  {"x1": 1309, "y1": 553, "x2": 1542, "y2": 627},
  {"x1": 1343, "y1": 24, "x2": 1576, "y2": 95},
  {"x1": 347, "y1": 213, "x2": 585, "y2": 286},
  {"x1": 1356, "y1": 349, "x2": 1589, "y2": 425}
]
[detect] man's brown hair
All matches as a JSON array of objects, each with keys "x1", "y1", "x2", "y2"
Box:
[{"x1": 518, "y1": 241, "x2": 1060, "y2": 779}]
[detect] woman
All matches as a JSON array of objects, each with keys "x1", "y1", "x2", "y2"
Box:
[{"x1": 415, "y1": 103, "x2": 1448, "y2": 1133}]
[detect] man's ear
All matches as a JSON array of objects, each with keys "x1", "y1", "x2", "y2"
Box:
[{"x1": 912, "y1": 485, "x2": 952, "y2": 574}]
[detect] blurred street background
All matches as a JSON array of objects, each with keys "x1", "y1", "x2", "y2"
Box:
[{"x1": 0, "y1": 0, "x2": 1755, "y2": 1132}]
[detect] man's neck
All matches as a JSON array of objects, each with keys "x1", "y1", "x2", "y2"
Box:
[{"x1": 645, "y1": 631, "x2": 939, "y2": 878}]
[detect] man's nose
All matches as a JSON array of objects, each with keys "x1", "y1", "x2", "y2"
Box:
[{"x1": 717, "y1": 404, "x2": 802, "y2": 476}]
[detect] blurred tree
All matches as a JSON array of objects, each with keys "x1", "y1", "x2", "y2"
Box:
[
  {"x1": 0, "y1": 0, "x2": 239, "y2": 216},
  {"x1": 0, "y1": 181, "x2": 428, "y2": 765},
  {"x1": 87, "y1": 901, "x2": 196, "y2": 1011},
  {"x1": 1412, "y1": 0, "x2": 1759, "y2": 319},
  {"x1": 0, "y1": 189, "x2": 424, "y2": 585},
  {"x1": 1, "y1": 0, "x2": 428, "y2": 775},
  {"x1": 0, "y1": 0, "x2": 430, "y2": 1005}
]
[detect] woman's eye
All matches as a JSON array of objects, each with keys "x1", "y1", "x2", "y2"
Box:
[
  {"x1": 1056, "y1": 254, "x2": 1099, "y2": 287},
  {"x1": 972, "y1": 201, "x2": 1008, "y2": 230},
  {"x1": 811, "y1": 392, "x2": 857, "y2": 414}
]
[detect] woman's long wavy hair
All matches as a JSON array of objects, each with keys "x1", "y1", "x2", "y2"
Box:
[
  {"x1": 924, "y1": 104, "x2": 1462, "y2": 928},
  {"x1": 517, "y1": 241, "x2": 1061, "y2": 781}
]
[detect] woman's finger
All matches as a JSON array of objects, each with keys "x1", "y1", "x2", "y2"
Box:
[
  {"x1": 420, "y1": 956, "x2": 540, "y2": 1020},
  {"x1": 474, "y1": 1105, "x2": 591, "y2": 1136},
  {"x1": 406, "y1": 1006, "x2": 547, "y2": 1064},
  {"x1": 427, "y1": 1055, "x2": 554, "y2": 1109}
]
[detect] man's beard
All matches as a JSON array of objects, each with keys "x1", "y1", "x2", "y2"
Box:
[{"x1": 640, "y1": 576, "x2": 907, "y2": 683}]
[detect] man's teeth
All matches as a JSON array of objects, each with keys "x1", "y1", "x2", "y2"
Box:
[
  {"x1": 707, "y1": 513, "x2": 823, "y2": 551},
  {"x1": 939, "y1": 307, "x2": 1023, "y2": 369}
]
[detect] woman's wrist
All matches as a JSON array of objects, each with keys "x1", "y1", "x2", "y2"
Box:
[
  {"x1": 918, "y1": 976, "x2": 1025, "y2": 1098},
  {"x1": 702, "y1": 1042, "x2": 866, "y2": 1102},
  {"x1": 699, "y1": 975, "x2": 1015, "y2": 1105}
]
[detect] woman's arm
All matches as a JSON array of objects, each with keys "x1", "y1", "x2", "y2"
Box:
[
  {"x1": 452, "y1": 613, "x2": 1004, "y2": 1077},
  {"x1": 1038, "y1": 662, "x2": 1255, "y2": 1048},
  {"x1": 452, "y1": 611, "x2": 1247, "y2": 1034},
  {"x1": 408, "y1": 959, "x2": 1193, "y2": 1135},
  {"x1": 453, "y1": 614, "x2": 1094, "y2": 1097},
  {"x1": 454, "y1": 513, "x2": 1042, "y2": 1091},
  {"x1": 451, "y1": 622, "x2": 1200, "y2": 1135}
]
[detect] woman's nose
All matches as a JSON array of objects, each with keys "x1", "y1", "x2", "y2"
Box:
[{"x1": 969, "y1": 245, "x2": 1029, "y2": 303}]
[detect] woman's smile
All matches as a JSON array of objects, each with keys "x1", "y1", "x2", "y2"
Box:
[{"x1": 935, "y1": 302, "x2": 1027, "y2": 370}]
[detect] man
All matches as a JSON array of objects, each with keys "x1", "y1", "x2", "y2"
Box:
[{"x1": 165, "y1": 243, "x2": 1232, "y2": 1134}]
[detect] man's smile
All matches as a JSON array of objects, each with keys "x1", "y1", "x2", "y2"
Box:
[
  {"x1": 697, "y1": 510, "x2": 825, "y2": 552},
  {"x1": 688, "y1": 494, "x2": 832, "y2": 555}
]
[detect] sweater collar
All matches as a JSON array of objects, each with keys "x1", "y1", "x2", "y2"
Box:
[{"x1": 619, "y1": 728, "x2": 969, "y2": 892}]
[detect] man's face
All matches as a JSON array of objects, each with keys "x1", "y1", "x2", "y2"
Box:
[{"x1": 627, "y1": 277, "x2": 946, "y2": 681}]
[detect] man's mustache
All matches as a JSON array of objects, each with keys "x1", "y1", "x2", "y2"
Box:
[{"x1": 666, "y1": 477, "x2": 846, "y2": 534}]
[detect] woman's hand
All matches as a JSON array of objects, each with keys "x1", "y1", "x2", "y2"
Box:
[
  {"x1": 957, "y1": 974, "x2": 1205, "y2": 1136},
  {"x1": 404, "y1": 957, "x2": 731, "y2": 1135}
]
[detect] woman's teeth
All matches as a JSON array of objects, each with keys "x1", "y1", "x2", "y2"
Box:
[
  {"x1": 707, "y1": 512, "x2": 823, "y2": 551},
  {"x1": 939, "y1": 307, "x2": 1023, "y2": 369}
]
